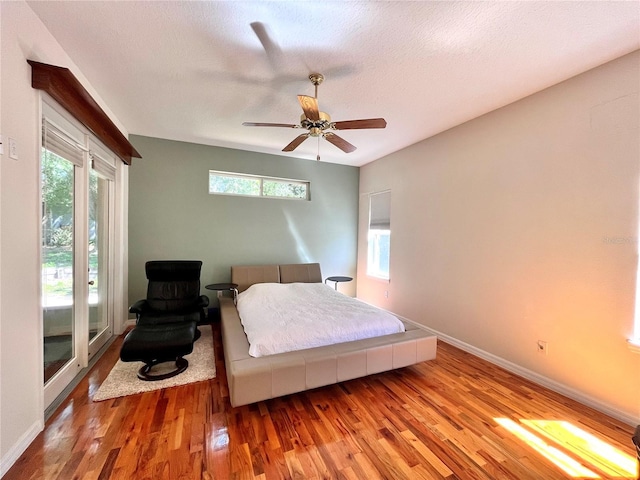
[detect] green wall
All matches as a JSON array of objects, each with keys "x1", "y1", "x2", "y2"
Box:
[{"x1": 128, "y1": 135, "x2": 360, "y2": 308}]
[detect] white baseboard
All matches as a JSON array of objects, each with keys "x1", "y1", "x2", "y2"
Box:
[
  {"x1": 0, "y1": 419, "x2": 43, "y2": 477},
  {"x1": 397, "y1": 316, "x2": 640, "y2": 426}
]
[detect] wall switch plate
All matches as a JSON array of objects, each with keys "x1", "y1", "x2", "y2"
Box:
[{"x1": 8, "y1": 137, "x2": 18, "y2": 160}]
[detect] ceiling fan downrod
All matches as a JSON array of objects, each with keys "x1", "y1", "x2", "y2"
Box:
[{"x1": 309, "y1": 73, "x2": 324, "y2": 99}]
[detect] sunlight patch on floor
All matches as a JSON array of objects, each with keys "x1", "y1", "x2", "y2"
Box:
[
  {"x1": 495, "y1": 418, "x2": 600, "y2": 478},
  {"x1": 495, "y1": 418, "x2": 636, "y2": 478},
  {"x1": 521, "y1": 420, "x2": 636, "y2": 478}
]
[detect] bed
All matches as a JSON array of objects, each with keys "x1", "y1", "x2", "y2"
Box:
[{"x1": 220, "y1": 263, "x2": 437, "y2": 407}]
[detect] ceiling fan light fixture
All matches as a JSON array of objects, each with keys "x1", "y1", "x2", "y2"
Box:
[{"x1": 300, "y1": 111, "x2": 331, "y2": 131}]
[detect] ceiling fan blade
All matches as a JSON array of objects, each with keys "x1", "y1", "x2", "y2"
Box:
[
  {"x1": 324, "y1": 133, "x2": 357, "y2": 153},
  {"x1": 283, "y1": 134, "x2": 310, "y2": 152},
  {"x1": 332, "y1": 118, "x2": 387, "y2": 130},
  {"x1": 298, "y1": 95, "x2": 320, "y2": 121},
  {"x1": 242, "y1": 122, "x2": 298, "y2": 128},
  {"x1": 249, "y1": 22, "x2": 282, "y2": 68}
]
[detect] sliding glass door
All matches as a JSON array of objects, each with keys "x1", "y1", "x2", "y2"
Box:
[{"x1": 41, "y1": 101, "x2": 115, "y2": 407}]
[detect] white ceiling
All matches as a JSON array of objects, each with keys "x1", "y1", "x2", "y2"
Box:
[{"x1": 28, "y1": 1, "x2": 640, "y2": 167}]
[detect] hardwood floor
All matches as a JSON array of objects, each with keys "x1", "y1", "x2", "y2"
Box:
[{"x1": 5, "y1": 322, "x2": 637, "y2": 480}]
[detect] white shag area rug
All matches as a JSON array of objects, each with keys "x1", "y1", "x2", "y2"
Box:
[{"x1": 93, "y1": 324, "x2": 216, "y2": 401}]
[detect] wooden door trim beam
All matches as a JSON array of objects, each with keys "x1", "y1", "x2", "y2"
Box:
[{"x1": 27, "y1": 60, "x2": 141, "y2": 165}]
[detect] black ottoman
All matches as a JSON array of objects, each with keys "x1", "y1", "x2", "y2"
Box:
[
  {"x1": 137, "y1": 313, "x2": 202, "y2": 341},
  {"x1": 120, "y1": 321, "x2": 197, "y2": 381}
]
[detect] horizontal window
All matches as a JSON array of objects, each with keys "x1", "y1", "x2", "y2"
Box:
[{"x1": 209, "y1": 170, "x2": 309, "y2": 200}]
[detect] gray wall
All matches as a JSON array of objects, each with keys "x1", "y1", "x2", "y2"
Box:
[{"x1": 128, "y1": 135, "x2": 359, "y2": 308}]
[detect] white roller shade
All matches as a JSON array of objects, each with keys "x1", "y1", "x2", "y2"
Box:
[{"x1": 369, "y1": 191, "x2": 390, "y2": 230}]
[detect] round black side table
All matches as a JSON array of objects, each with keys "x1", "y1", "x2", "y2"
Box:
[
  {"x1": 205, "y1": 282, "x2": 239, "y2": 304},
  {"x1": 324, "y1": 276, "x2": 353, "y2": 291}
]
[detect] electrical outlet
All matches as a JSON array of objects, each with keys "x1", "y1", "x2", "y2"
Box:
[{"x1": 537, "y1": 340, "x2": 548, "y2": 355}]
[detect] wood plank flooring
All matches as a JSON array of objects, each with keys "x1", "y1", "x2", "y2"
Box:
[{"x1": 5, "y1": 322, "x2": 637, "y2": 479}]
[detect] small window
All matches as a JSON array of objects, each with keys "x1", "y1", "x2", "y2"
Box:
[
  {"x1": 209, "y1": 170, "x2": 309, "y2": 200},
  {"x1": 367, "y1": 191, "x2": 391, "y2": 279}
]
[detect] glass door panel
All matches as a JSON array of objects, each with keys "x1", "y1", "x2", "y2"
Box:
[
  {"x1": 41, "y1": 102, "x2": 118, "y2": 409},
  {"x1": 88, "y1": 169, "x2": 111, "y2": 350},
  {"x1": 42, "y1": 149, "x2": 76, "y2": 384}
]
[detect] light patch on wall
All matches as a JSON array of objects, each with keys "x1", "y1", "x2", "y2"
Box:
[{"x1": 283, "y1": 211, "x2": 312, "y2": 263}]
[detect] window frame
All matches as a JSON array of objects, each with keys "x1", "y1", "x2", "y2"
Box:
[
  {"x1": 208, "y1": 170, "x2": 310, "y2": 201},
  {"x1": 367, "y1": 191, "x2": 391, "y2": 281}
]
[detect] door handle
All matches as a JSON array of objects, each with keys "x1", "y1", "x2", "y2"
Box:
[{"x1": 88, "y1": 280, "x2": 95, "y2": 285}]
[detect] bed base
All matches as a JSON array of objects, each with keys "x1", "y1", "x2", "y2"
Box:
[{"x1": 220, "y1": 263, "x2": 437, "y2": 407}]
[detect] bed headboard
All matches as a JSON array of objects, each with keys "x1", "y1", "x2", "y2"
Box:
[
  {"x1": 231, "y1": 265, "x2": 280, "y2": 293},
  {"x1": 230, "y1": 263, "x2": 322, "y2": 292},
  {"x1": 279, "y1": 263, "x2": 322, "y2": 284}
]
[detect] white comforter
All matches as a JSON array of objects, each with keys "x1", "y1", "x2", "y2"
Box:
[{"x1": 237, "y1": 282, "x2": 405, "y2": 357}]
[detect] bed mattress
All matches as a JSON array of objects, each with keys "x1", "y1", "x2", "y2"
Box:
[{"x1": 237, "y1": 282, "x2": 405, "y2": 357}]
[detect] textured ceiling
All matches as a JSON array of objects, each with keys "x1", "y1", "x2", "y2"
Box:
[{"x1": 28, "y1": 1, "x2": 640, "y2": 167}]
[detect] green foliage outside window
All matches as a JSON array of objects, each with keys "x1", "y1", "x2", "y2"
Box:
[
  {"x1": 263, "y1": 180, "x2": 307, "y2": 199},
  {"x1": 209, "y1": 175, "x2": 260, "y2": 196},
  {"x1": 42, "y1": 149, "x2": 74, "y2": 247}
]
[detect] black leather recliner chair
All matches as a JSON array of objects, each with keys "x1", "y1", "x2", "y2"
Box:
[
  {"x1": 129, "y1": 260, "x2": 209, "y2": 338},
  {"x1": 121, "y1": 260, "x2": 209, "y2": 381}
]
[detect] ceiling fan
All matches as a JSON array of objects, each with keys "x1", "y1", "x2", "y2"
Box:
[{"x1": 243, "y1": 73, "x2": 387, "y2": 160}]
